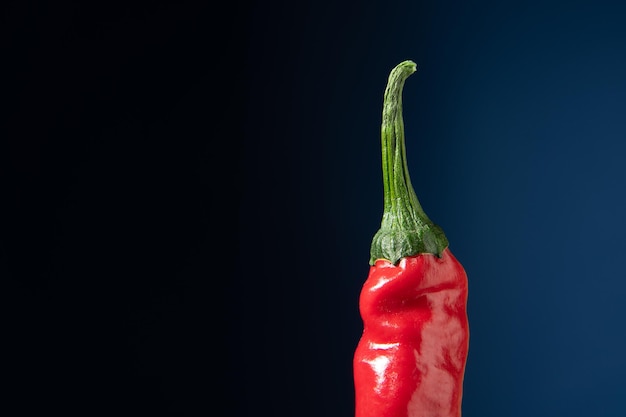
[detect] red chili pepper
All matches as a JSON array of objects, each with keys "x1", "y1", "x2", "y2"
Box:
[{"x1": 354, "y1": 60, "x2": 469, "y2": 417}]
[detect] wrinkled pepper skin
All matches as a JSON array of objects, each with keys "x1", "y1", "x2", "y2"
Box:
[{"x1": 354, "y1": 248, "x2": 469, "y2": 417}]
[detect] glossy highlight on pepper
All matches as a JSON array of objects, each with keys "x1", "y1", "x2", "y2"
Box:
[{"x1": 354, "y1": 60, "x2": 469, "y2": 417}]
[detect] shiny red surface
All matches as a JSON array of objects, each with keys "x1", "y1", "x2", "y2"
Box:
[{"x1": 354, "y1": 248, "x2": 469, "y2": 417}]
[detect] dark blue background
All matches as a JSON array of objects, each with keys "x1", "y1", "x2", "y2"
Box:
[
  {"x1": 3, "y1": 0, "x2": 626, "y2": 416},
  {"x1": 239, "y1": 0, "x2": 626, "y2": 416}
]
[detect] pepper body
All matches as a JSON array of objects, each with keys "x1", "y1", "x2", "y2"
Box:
[
  {"x1": 354, "y1": 60, "x2": 469, "y2": 416},
  {"x1": 354, "y1": 248, "x2": 469, "y2": 417}
]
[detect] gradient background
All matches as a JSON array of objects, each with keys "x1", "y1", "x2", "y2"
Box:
[{"x1": 4, "y1": 0, "x2": 626, "y2": 416}]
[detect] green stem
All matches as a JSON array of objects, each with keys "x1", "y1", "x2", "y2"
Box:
[{"x1": 369, "y1": 60, "x2": 448, "y2": 265}]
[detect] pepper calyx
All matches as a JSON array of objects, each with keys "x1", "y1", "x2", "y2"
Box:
[{"x1": 369, "y1": 60, "x2": 449, "y2": 265}]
